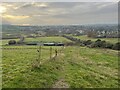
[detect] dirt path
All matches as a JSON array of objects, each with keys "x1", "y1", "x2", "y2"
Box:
[{"x1": 52, "y1": 48, "x2": 70, "y2": 88}]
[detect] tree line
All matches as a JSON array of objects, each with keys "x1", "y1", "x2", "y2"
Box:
[{"x1": 63, "y1": 35, "x2": 120, "y2": 50}]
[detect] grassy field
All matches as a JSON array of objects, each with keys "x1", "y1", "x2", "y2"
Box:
[
  {"x1": 1, "y1": 36, "x2": 72, "y2": 46},
  {"x1": 74, "y1": 35, "x2": 118, "y2": 44},
  {"x1": 25, "y1": 36, "x2": 72, "y2": 43},
  {"x1": 2, "y1": 45, "x2": 118, "y2": 88}
]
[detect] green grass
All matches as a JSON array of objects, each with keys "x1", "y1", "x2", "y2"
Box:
[
  {"x1": 2, "y1": 46, "x2": 64, "y2": 88},
  {"x1": 25, "y1": 36, "x2": 72, "y2": 43},
  {"x1": 74, "y1": 35, "x2": 119, "y2": 44},
  {"x1": 1, "y1": 36, "x2": 72, "y2": 46},
  {"x1": 64, "y1": 47, "x2": 118, "y2": 88},
  {"x1": 2, "y1": 46, "x2": 119, "y2": 88}
]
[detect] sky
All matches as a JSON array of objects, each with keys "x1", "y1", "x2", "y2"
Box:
[{"x1": 0, "y1": 1, "x2": 118, "y2": 25}]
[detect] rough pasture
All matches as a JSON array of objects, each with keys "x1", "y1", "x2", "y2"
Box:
[{"x1": 2, "y1": 46, "x2": 118, "y2": 88}]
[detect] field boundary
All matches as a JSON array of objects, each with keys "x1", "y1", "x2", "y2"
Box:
[{"x1": 1, "y1": 47, "x2": 57, "y2": 50}]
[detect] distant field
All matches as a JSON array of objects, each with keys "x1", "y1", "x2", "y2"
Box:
[
  {"x1": 2, "y1": 45, "x2": 118, "y2": 88},
  {"x1": 74, "y1": 35, "x2": 118, "y2": 44},
  {"x1": 25, "y1": 36, "x2": 72, "y2": 43},
  {"x1": 1, "y1": 36, "x2": 72, "y2": 46}
]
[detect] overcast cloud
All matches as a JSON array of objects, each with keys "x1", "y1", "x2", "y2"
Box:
[{"x1": 1, "y1": 2, "x2": 118, "y2": 25}]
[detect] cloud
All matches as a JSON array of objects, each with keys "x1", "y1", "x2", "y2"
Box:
[
  {"x1": 0, "y1": 5, "x2": 7, "y2": 14},
  {"x1": 2, "y1": 14, "x2": 30, "y2": 19},
  {"x1": 14, "y1": 2, "x2": 49, "y2": 10},
  {"x1": 1, "y1": 2, "x2": 118, "y2": 25}
]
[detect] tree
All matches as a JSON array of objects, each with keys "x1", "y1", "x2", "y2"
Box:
[
  {"x1": 112, "y1": 42, "x2": 120, "y2": 50},
  {"x1": 8, "y1": 40, "x2": 16, "y2": 45},
  {"x1": 83, "y1": 40, "x2": 92, "y2": 45},
  {"x1": 94, "y1": 39, "x2": 102, "y2": 47},
  {"x1": 90, "y1": 39, "x2": 106, "y2": 48},
  {"x1": 105, "y1": 43, "x2": 113, "y2": 49}
]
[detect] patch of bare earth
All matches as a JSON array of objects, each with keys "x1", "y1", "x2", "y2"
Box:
[{"x1": 52, "y1": 79, "x2": 69, "y2": 88}]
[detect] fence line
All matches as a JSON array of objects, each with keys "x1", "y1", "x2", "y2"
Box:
[
  {"x1": 2, "y1": 48, "x2": 38, "y2": 50},
  {"x1": 2, "y1": 46, "x2": 65, "y2": 68},
  {"x1": 1, "y1": 47, "x2": 57, "y2": 50},
  {"x1": 44, "y1": 46, "x2": 65, "y2": 60}
]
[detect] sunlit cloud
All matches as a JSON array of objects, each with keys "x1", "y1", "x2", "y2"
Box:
[
  {"x1": 0, "y1": 5, "x2": 7, "y2": 14},
  {"x1": 2, "y1": 14, "x2": 30, "y2": 20},
  {"x1": 13, "y1": 3, "x2": 30, "y2": 10},
  {"x1": 11, "y1": 23, "x2": 30, "y2": 26},
  {"x1": 33, "y1": 3, "x2": 48, "y2": 8},
  {"x1": 13, "y1": 2, "x2": 48, "y2": 10}
]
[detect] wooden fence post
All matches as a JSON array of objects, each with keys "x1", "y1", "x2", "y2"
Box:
[
  {"x1": 50, "y1": 47, "x2": 52, "y2": 59},
  {"x1": 38, "y1": 45, "x2": 41, "y2": 60},
  {"x1": 55, "y1": 49, "x2": 58, "y2": 57},
  {"x1": 77, "y1": 46, "x2": 79, "y2": 57}
]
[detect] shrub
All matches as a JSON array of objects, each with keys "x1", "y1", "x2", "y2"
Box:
[
  {"x1": 93, "y1": 39, "x2": 102, "y2": 47},
  {"x1": 79, "y1": 40, "x2": 85, "y2": 46},
  {"x1": 112, "y1": 42, "x2": 120, "y2": 50},
  {"x1": 89, "y1": 42, "x2": 96, "y2": 48},
  {"x1": 95, "y1": 39, "x2": 101, "y2": 42},
  {"x1": 100, "y1": 41, "x2": 107, "y2": 48},
  {"x1": 8, "y1": 40, "x2": 16, "y2": 45},
  {"x1": 90, "y1": 39, "x2": 108, "y2": 48},
  {"x1": 93, "y1": 39, "x2": 113, "y2": 49},
  {"x1": 84, "y1": 40, "x2": 93, "y2": 45},
  {"x1": 105, "y1": 43, "x2": 113, "y2": 49}
]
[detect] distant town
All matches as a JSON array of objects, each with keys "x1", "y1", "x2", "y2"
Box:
[{"x1": 1, "y1": 24, "x2": 119, "y2": 39}]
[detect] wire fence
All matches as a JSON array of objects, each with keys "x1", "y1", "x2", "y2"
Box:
[
  {"x1": 31, "y1": 46, "x2": 65, "y2": 68},
  {"x1": 1, "y1": 47, "x2": 58, "y2": 50},
  {"x1": 2, "y1": 46, "x2": 65, "y2": 60}
]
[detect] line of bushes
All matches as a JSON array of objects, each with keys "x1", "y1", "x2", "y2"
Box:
[
  {"x1": 8, "y1": 40, "x2": 25, "y2": 45},
  {"x1": 63, "y1": 35, "x2": 120, "y2": 50}
]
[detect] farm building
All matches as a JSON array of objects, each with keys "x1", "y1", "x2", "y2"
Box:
[
  {"x1": 25, "y1": 42, "x2": 64, "y2": 46},
  {"x1": 43, "y1": 43, "x2": 64, "y2": 46},
  {"x1": 43, "y1": 43, "x2": 55, "y2": 46}
]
